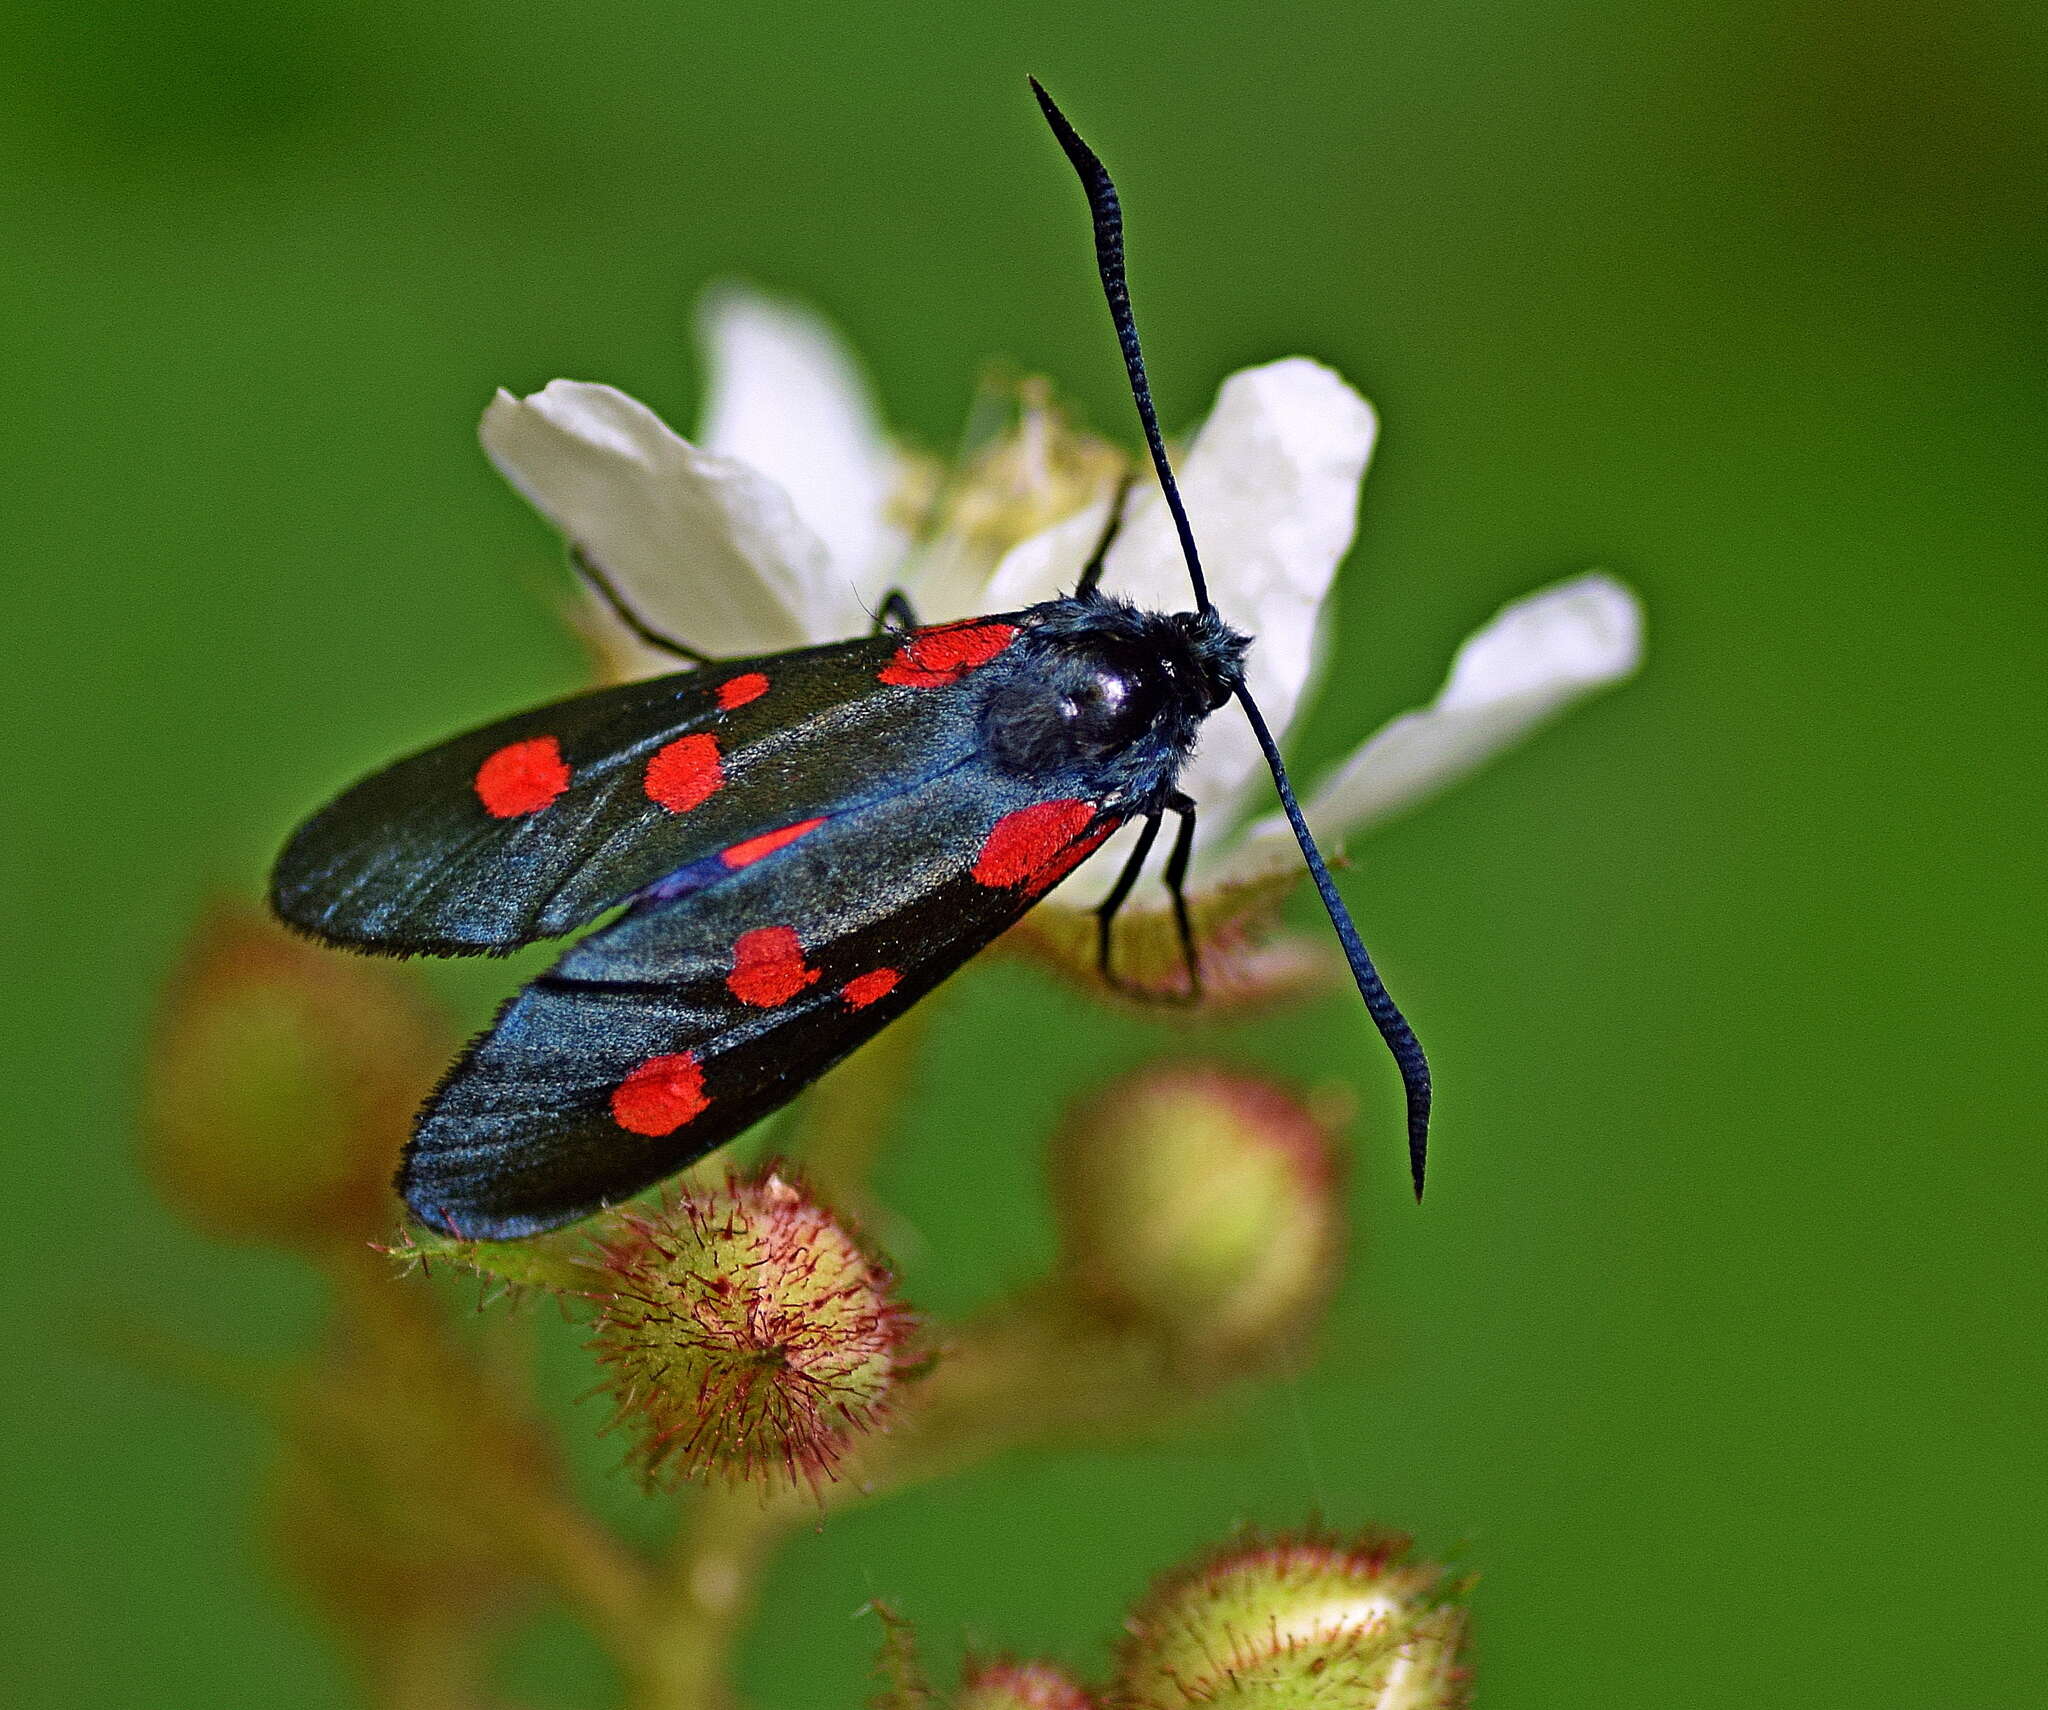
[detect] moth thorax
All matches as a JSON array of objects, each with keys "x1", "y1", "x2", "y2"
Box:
[{"x1": 981, "y1": 641, "x2": 1172, "y2": 774}]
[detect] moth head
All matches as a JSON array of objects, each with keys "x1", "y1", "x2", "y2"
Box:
[{"x1": 1171, "y1": 606, "x2": 1251, "y2": 712}]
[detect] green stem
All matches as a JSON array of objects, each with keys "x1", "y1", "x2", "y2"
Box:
[
  {"x1": 324, "y1": 1243, "x2": 657, "y2": 1662},
  {"x1": 623, "y1": 1009, "x2": 936, "y2": 1709},
  {"x1": 364, "y1": 1612, "x2": 499, "y2": 1710},
  {"x1": 847, "y1": 1288, "x2": 1188, "y2": 1494},
  {"x1": 396, "y1": 1227, "x2": 605, "y2": 1296},
  {"x1": 626, "y1": 1486, "x2": 806, "y2": 1710}
]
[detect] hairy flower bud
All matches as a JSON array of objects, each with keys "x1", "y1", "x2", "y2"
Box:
[
  {"x1": 1111, "y1": 1530, "x2": 1468, "y2": 1709},
  {"x1": 956, "y1": 1657, "x2": 1096, "y2": 1709},
  {"x1": 1050, "y1": 1064, "x2": 1343, "y2": 1372},
  {"x1": 589, "y1": 1172, "x2": 913, "y2": 1491},
  {"x1": 143, "y1": 903, "x2": 449, "y2": 1249}
]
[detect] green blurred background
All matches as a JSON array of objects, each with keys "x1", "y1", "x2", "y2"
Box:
[{"x1": 6, "y1": 0, "x2": 2044, "y2": 1703}]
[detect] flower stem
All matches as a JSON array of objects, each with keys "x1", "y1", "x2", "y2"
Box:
[
  {"x1": 848, "y1": 1288, "x2": 1188, "y2": 1493},
  {"x1": 623, "y1": 1008, "x2": 935, "y2": 1709},
  {"x1": 364, "y1": 1613, "x2": 498, "y2": 1710},
  {"x1": 627, "y1": 1485, "x2": 806, "y2": 1710},
  {"x1": 323, "y1": 1241, "x2": 656, "y2": 1660}
]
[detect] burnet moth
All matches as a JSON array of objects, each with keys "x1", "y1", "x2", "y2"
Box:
[{"x1": 270, "y1": 82, "x2": 1432, "y2": 1240}]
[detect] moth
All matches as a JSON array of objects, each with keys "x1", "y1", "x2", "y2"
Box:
[{"x1": 271, "y1": 81, "x2": 1432, "y2": 1240}]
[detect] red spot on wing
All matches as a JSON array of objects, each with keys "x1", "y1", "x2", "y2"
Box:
[
  {"x1": 645, "y1": 733, "x2": 724, "y2": 813},
  {"x1": 972, "y1": 799, "x2": 1113, "y2": 891},
  {"x1": 726, "y1": 926, "x2": 821, "y2": 1008},
  {"x1": 877, "y1": 621, "x2": 1019, "y2": 687},
  {"x1": 721, "y1": 817, "x2": 828, "y2": 869},
  {"x1": 717, "y1": 671, "x2": 769, "y2": 710},
  {"x1": 840, "y1": 969, "x2": 901, "y2": 1009},
  {"x1": 1025, "y1": 815, "x2": 1121, "y2": 895},
  {"x1": 611, "y1": 1052, "x2": 708, "y2": 1136},
  {"x1": 474, "y1": 736, "x2": 571, "y2": 818}
]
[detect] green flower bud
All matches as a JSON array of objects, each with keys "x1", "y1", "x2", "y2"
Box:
[
  {"x1": 1112, "y1": 1530, "x2": 1468, "y2": 1709},
  {"x1": 589, "y1": 1171, "x2": 914, "y2": 1491},
  {"x1": 955, "y1": 1657, "x2": 1095, "y2": 1709},
  {"x1": 1050, "y1": 1064, "x2": 1343, "y2": 1372},
  {"x1": 142, "y1": 903, "x2": 450, "y2": 1249}
]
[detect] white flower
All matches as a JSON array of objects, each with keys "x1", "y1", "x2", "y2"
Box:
[{"x1": 481, "y1": 285, "x2": 1642, "y2": 998}]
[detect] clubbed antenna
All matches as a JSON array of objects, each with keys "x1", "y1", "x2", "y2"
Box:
[
  {"x1": 1234, "y1": 688, "x2": 1433, "y2": 1198},
  {"x1": 1030, "y1": 76, "x2": 1211, "y2": 616},
  {"x1": 1031, "y1": 78, "x2": 1433, "y2": 1196}
]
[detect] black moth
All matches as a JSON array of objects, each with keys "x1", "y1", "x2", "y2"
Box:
[{"x1": 270, "y1": 82, "x2": 1431, "y2": 1240}]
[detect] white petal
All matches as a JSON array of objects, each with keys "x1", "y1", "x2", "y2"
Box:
[
  {"x1": 482, "y1": 380, "x2": 844, "y2": 665},
  {"x1": 989, "y1": 358, "x2": 1376, "y2": 842},
  {"x1": 696, "y1": 284, "x2": 906, "y2": 606},
  {"x1": 1237, "y1": 573, "x2": 1643, "y2": 857}
]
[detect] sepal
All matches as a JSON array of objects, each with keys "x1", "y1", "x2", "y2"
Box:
[{"x1": 1004, "y1": 862, "x2": 1338, "y2": 1012}]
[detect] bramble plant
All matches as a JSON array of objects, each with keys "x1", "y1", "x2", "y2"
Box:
[
  {"x1": 142, "y1": 287, "x2": 1637, "y2": 1707},
  {"x1": 146, "y1": 907, "x2": 1469, "y2": 1709}
]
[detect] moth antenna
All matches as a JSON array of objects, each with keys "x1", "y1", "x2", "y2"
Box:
[
  {"x1": 1235, "y1": 687, "x2": 1433, "y2": 1199},
  {"x1": 1034, "y1": 77, "x2": 1432, "y2": 1196},
  {"x1": 1030, "y1": 77, "x2": 1211, "y2": 615}
]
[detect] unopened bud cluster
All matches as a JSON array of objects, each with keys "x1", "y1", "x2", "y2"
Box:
[{"x1": 588, "y1": 1171, "x2": 913, "y2": 1491}]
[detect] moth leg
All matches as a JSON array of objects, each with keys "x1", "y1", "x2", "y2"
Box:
[
  {"x1": 570, "y1": 546, "x2": 714, "y2": 664},
  {"x1": 1075, "y1": 470, "x2": 1136, "y2": 598},
  {"x1": 1094, "y1": 811, "x2": 1163, "y2": 992},
  {"x1": 874, "y1": 590, "x2": 921, "y2": 633},
  {"x1": 1162, "y1": 791, "x2": 1202, "y2": 1001}
]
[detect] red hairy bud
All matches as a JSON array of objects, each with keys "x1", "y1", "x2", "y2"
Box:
[
  {"x1": 956, "y1": 1657, "x2": 1096, "y2": 1709},
  {"x1": 589, "y1": 1171, "x2": 914, "y2": 1491}
]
